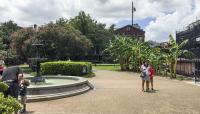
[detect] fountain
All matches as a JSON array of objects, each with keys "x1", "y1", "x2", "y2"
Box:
[
  {"x1": 26, "y1": 24, "x2": 93, "y2": 102},
  {"x1": 28, "y1": 24, "x2": 47, "y2": 83},
  {"x1": 29, "y1": 43, "x2": 46, "y2": 83}
]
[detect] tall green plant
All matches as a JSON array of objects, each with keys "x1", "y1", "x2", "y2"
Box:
[
  {"x1": 105, "y1": 36, "x2": 134, "y2": 71},
  {"x1": 168, "y1": 35, "x2": 193, "y2": 78}
]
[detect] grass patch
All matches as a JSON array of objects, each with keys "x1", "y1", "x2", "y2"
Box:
[
  {"x1": 92, "y1": 64, "x2": 120, "y2": 66},
  {"x1": 19, "y1": 64, "x2": 34, "y2": 74},
  {"x1": 93, "y1": 64, "x2": 120, "y2": 71},
  {"x1": 82, "y1": 72, "x2": 95, "y2": 78},
  {"x1": 175, "y1": 75, "x2": 193, "y2": 81},
  {"x1": 157, "y1": 72, "x2": 193, "y2": 81},
  {"x1": 176, "y1": 76, "x2": 184, "y2": 81}
]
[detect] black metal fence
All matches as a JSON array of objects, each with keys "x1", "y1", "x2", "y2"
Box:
[{"x1": 195, "y1": 61, "x2": 200, "y2": 82}]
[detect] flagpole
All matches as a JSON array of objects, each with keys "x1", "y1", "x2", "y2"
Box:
[{"x1": 132, "y1": 1, "x2": 134, "y2": 27}]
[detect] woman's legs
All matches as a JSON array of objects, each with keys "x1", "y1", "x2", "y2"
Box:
[
  {"x1": 142, "y1": 80, "x2": 145, "y2": 91},
  {"x1": 146, "y1": 81, "x2": 150, "y2": 91},
  {"x1": 150, "y1": 78, "x2": 154, "y2": 90}
]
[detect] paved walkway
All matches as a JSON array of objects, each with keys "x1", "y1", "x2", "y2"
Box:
[{"x1": 26, "y1": 70, "x2": 200, "y2": 114}]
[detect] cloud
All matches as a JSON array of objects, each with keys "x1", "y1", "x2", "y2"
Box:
[
  {"x1": 145, "y1": 0, "x2": 200, "y2": 42},
  {"x1": 0, "y1": 0, "x2": 199, "y2": 42}
]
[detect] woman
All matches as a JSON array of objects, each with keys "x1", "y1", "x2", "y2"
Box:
[
  {"x1": 140, "y1": 61, "x2": 150, "y2": 92},
  {"x1": 148, "y1": 64, "x2": 155, "y2": 91},
  {"x1": 0, "y1": 60, "x2": 4, "y2": 75}
]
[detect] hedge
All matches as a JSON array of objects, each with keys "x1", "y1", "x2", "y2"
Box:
[{"x1": 41, "y1": 61, "x2": 92, "y2": 76}]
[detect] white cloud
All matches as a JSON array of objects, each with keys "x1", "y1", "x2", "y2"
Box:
[
  {"x1": 145, "y1": 0, "x2": 200, "y2": 42},
  {"x1": 0, "y1": 0, "x2": 199, "y2": 42}
]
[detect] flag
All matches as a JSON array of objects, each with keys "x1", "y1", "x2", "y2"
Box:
[
  {"x1": 133, "y1": 7, "x2": 136, "y2": 12},
  {"x1": 132, "y1": 1, "x2": 136, "y2": 12}
]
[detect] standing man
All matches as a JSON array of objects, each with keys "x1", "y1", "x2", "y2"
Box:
[
  {"x1": 0, "y1": 60, "x2": 4, "y2": 75},
  {"x1": 0, "y1": 66, "x2": 23, "y2": 99}
]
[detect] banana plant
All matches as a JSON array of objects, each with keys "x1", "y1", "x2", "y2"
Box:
[
  {"x1": 168, "y1": 35, "x2": 194, "y2": 78},
  {"x1": 105, "y1": 36, "x2": 134, "y2": 71}
]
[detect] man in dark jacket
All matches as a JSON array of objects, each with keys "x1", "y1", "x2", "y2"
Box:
[{"x1": 0, "y1": 66, "x2": 23, "y2": 99}]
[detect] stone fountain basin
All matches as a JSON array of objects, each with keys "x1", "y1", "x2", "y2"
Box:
[{"x1": 25, "y1": 76, "x2": 93, "y2": 102}]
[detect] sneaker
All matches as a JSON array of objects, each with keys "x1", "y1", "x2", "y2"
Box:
[
  {"x1": 146, "y1": 88, "x2": 150, "y2": 92},
  {"x1": 20, "y1": 109, "x2": 26, "y2": 113}
]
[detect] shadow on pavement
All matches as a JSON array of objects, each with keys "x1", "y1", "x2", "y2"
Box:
[
  {"x1": 146, "y1": 89, "x2": 159, "y2": 93},
  {"x1": 21, "y1": 111, "x2": 35, "y2": 114}
]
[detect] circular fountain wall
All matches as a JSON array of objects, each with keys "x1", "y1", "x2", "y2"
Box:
[{"x1": 26, "y1": 76, "x2": 93, "y2": 102}]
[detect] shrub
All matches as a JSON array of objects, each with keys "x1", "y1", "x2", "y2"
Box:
[
  {"x1": 0, "y1": 83, "x2": 21, "y2": 114},
  {"x1": 0, "y1": 82, "x2": 9, "y2": 92},
  {"x1": 0, "y1": 93, "x2": 21, "y2": 114},
  {"x1": 41, "y1": 61, "x2": 92, "y2": 76}
]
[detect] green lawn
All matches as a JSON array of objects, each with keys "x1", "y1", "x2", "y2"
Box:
[
  {"x1": 92, "y1": 64, "x2": 121, "y2": 71},
  {"x1": 19, "y1": 64, "x2": 36, "y2": 76},
  {"x1": 20, "y1": 64, "x2": 32, "y2": 74}
]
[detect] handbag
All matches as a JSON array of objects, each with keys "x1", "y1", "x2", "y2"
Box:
[{"x1": 140, "y1": 71, "x2": 146, "y2": 78}]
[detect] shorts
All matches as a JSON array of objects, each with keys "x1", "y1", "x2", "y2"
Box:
[
  {"x1": 20, "y1": 96, "x2": 27, "y2": 104},
  {"x1": 141, "y1": 75, "x2": 150, "y2": 81},
  {"x1": 3, "y1": 82, "x2": 19, "y2": 99},
  {"x1": 0, "y1": 71, "x2": 3, "y2": 75}
]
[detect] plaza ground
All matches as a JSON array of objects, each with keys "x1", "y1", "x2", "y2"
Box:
[{"x1": 27, "y1": 70, "x2": 200, "y2": 114}]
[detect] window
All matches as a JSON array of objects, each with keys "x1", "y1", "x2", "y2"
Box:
[
  {"x1": 196, "y1": 37, "x2": 200, "y2": 42},
  {"x1": 127, "y1": 27, "x2": 131, "y2": 31}
]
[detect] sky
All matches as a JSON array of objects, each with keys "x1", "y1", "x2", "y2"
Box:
[{"x1": 0, "y1": 0, "x2": 200, "y2": 42}]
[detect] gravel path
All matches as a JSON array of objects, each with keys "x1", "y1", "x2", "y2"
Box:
[{"x1": 26, "y1": 70, "x2": 200, "y2": 114}]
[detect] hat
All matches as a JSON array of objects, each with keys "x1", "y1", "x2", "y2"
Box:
[{"x1": 0, "y1": 60, "x2": 4, "y2": 66}]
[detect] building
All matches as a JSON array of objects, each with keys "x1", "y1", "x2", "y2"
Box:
[
  {"x1": 176, "y1": 20, "x2": 200, "y2": 77},
  {"x1": 115, "y1": 24, "x2": 145, "y2": 42},
  {"x1": 176, "y1": 20, "x2": 200, "y2": 58}
]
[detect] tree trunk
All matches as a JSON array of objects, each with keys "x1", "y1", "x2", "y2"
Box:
[
  {"x1": 165, "y1": 62, "x2": 168, "y2": 76},
  {"x1": 173, "y1": 58, "x2": 178, "y2": 78},
  {"x1": 169, "y1": 63, "x2": 173, "y2": 78}
]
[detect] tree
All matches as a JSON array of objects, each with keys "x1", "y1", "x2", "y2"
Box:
[
  {"x1": 0, "y1": 36, "x2": 6, "y2": 60},
  {"x1": 69, "y1": 11, "x2": 94, "y2": 36},
  {"x1": 11, "y1": 21, "x2": 93, "y2": 62},
  {"x1": 108, "y1": 24, "x2": 115, "y2": 33},
  {"x1": 69, "y1": 11, "x2": 114, "y2": 61},
  {"x1": 0, "y1": 20, "x2": 21, "y2": 64},
  {"x1": 10, "y1": 27, "x2": 35, "y2": 62},
  {"x1": 0, "y1": 20, "x2": 21, "y2": 45}
]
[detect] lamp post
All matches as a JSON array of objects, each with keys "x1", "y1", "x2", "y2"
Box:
[{"x1": 6, "y1": 41, "x2": 10, "y2": 68}]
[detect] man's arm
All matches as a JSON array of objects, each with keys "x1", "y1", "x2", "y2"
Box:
[
  {"x1": 18, "y1": 74, "x2": 23, "y2": 83},
  {"x1": 0, "y1": 76, "x2": 2, "y2": 82},
  {"x1": 18, "y1": 67, "x2": 23, "y2": 83}
]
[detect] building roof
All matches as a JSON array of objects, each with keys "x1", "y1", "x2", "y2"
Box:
[{"x1": 115, "y1": 24, "x2": 145, "y2": 33}]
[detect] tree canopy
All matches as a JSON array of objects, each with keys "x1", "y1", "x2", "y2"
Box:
[
  {"x1": 11, "y1": 21, "x2": 93, "y2": 62},
  {"x1": 69, "y1": 11, "x2": 115, "y2": 59}
]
